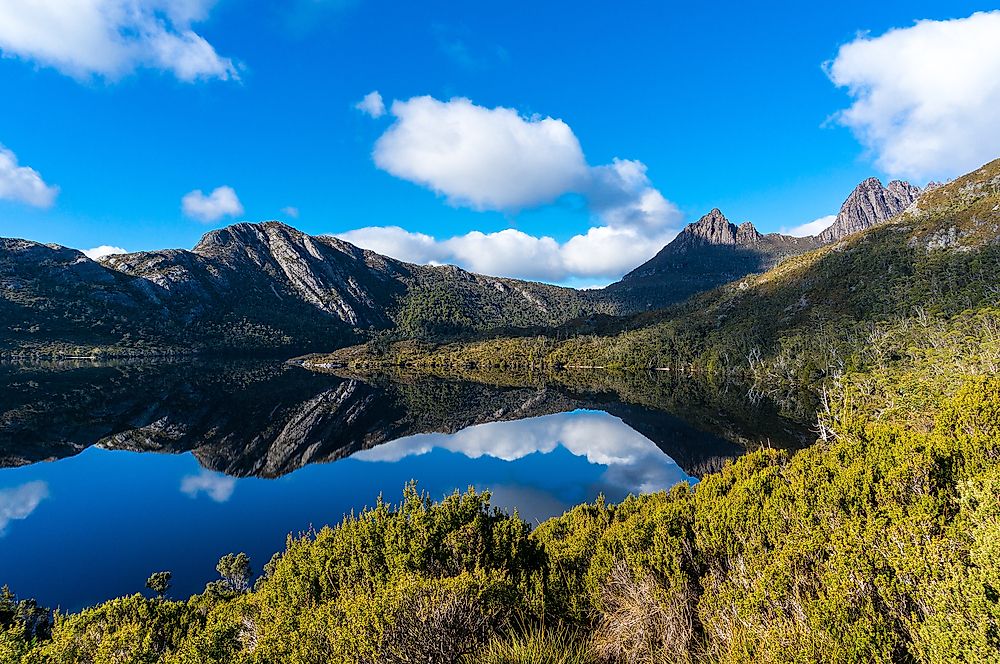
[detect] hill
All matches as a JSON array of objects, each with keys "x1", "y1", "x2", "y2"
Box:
[
  {"x1": 0, "y1": 222, "x2": 597, "y2": 357},
  {"x1": 322, "y1": 158, "x2": 999, "y2": 425}
]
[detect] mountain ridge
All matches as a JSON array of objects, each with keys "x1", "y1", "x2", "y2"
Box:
[
  {"x1": 0, "y1": 221, "x2": 597, "y2": 356},
  {"x1": 0, "y1": 175, "x2": 922, "y2": 357},
  {"x1": 599, "y1": 176, "x2": 920, "y2": 311}
]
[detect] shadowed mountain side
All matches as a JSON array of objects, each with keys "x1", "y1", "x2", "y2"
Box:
[
  {"x1": 0, "y1": 361, "x2": 809, "y2": 479},
  {"x1": 1, "y1": 222, "x2": 600, "y2": 357},
  {"x1": 597, "y1": 175, "x2": 920, "y2": 312}
]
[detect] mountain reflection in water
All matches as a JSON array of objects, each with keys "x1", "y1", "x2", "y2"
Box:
[{"x1": 0, "y1": 360, "x2": 813, "y2": 609}]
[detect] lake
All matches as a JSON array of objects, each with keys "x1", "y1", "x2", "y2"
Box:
[{"x1": 0, "y1": 360, "x2": 812, "y2": 611}]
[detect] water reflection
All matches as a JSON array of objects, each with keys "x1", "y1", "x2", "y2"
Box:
[
  {"x1": 180, "y1": 470, "x2": 237, "y2": 503},
  {"x1": 0, "y1": 480, "x2": 48, "y2": 535},
  {"x1": 354, "y1": 410, "x2": 692, "y2": 496},
  {"x1": 0, "y1": 359, "x2": 814, "y2": 609}
]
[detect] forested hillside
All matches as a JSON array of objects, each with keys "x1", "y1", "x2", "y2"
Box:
[{"x1": 323, "y1": 159, "x2": 1000, "y2": 423}]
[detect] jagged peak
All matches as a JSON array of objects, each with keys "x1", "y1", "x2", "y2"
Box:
[
  {"x1": 695, "y1": 208, "x2": 729, "y2": 224},
  {"x1": 736, "y1": 221, "x2": 762, "y2": 244},
  {"x1": 677, "y1": 209, "x2": 738, "y2": 246},
  {"x1": 817, "y1": 175, "x2": 922, "y2": 243}
]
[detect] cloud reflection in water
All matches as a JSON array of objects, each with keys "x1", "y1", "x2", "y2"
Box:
[
  {"x1": 0, "y1": 481, "x2": 49, "y2": 536},
  {"x1": 352, "y1": 410, "x2": 693, "y2": 497}
]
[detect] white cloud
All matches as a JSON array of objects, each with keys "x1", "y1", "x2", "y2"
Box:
[
  {"x1": 828, "y1": 11, "x2": 1000, "y2": 180},
  {"x1": 0, "y1": 0, "x2": 238, "y2": 82},
  {"x1": 586, "y1": 159, "x2": 678, "y2": 231},
  {"x1": 180, "y1": 470, "x2": 235, "y2": 503},
  {"x1": 82, "y1": 245, "x2": 128, "y2": 260},
  {"x1": 182, "y1": 185, "x2": 243, "y2": 222},
  {"x1": 336, "y1": 225, "x2": 447, "y2": 264},
  {"x1": 0, "y1": 145, "x2": 58, "y2": 207},
  {"x1": 0, "y1": 481, "x2": 49, "y2": 536},
  {"x1": 336, "y1": 224, "x2": 677, "y2": 282},
  {"x1": 355, "y1": 90, "x2": 386, "y2": 118},
  {"x1": 281, "y1": 205, "x2": 300, "y2": 218},
  {"x1": 783, "y1": 214, "x2": 835, "y2": 238},
  {"x1": 349, "y1": 95, "x2": 683, "y2": 282},
  {"x1": 373, "y1": 96, "x2": 589, "y2": 211}
]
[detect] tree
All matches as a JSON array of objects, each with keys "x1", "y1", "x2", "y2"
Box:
[
  {"x1": 216, "y1": 553, "x2": 252, "y2": 593},
  {"x1": 145, "y1": 571, "x2": 172, "y2": 599}
]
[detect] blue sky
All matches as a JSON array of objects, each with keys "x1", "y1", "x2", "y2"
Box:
[{"x1": 0, "y1": 1, "x2": 997, "y2": 285}]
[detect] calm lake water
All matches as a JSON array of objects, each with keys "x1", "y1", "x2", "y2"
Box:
[{"x1": 0, "y1": 360, "x2": 811, "y2": 611}]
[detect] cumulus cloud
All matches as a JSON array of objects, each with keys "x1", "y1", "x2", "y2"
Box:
[
  {"x1": 783, "y1": 214, "x2": 835, "y2": 238},
  {"x1": 182, "y1": 185, "x2": 243, "y2": 222},
  {"x1": 0, "y1": 0, "x2": 238, "y2": 82},
  {"x1": 828, "y1": 11, "x2": 1000, "y2": 180},
  {"x1": 347, "y1": 95, "x2": 683, "y2": 282},
  {"x1": 355, "y1": 90, "x2": 386, "y2": 118},
  {"x1": 82, "y1": 245, "x2": 128, "y2": 260},
  {"x1": 337, "y1": 224, "x2": 676, "y2": 283},
  {"x1": 281, "y1": 205, "x2": 300, "y2": 218},
  {"x1": 180, "y1": 470, "x2": 236, "y2": 503},
  {"x1": 0, "y1": 145, "x2": 58, "y2": 207},
  {"x1": 0, "y1": 481, "x2": 49, "y2": 535},
  {"x1": 374, "y1": 96, "x2": 590, "y2": 211}
]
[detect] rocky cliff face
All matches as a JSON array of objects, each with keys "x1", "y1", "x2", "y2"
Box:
[
  {"x1": 817, "y1": 178, "x2": 920, "y2": 242},
  {"x1": 600, "y1": 209, "x2": 821, "y2": 311},
  {"x1": 103, "y1": 221, "x2": 405, "y2": 331},
  {"x1": 600, "y1": 176, "x2": 921, "y2": 313},
  {"x1": 1, "y1": 221, "x2": 595, "y2": 356}
]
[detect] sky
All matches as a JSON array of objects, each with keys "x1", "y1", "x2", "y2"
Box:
[{"x1": 0, "y1": 1, "x2": 998, "y2": 286}]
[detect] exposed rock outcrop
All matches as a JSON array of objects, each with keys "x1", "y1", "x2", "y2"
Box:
[
  {"x1": 817, "y1": 178, "x2": 921, "y2": 242},
  {"x1": 2, "y1": 221, "x2": 596, "y2": 356}
]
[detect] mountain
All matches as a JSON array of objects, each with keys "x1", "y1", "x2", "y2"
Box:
[
  {"x1": 1, "y1": 221, "x2": 597, "y2": 357},
  {"x1": 329, "y1": 157, "x2": 1000, "y2": 401},
  {"x1": 597, "y1": 176, "x2": 920, "y2": 312},
  {"x1": 0, "y1": 176, "x2": 923, "y2": 357},
  {"x1": 599, "y1": 209, "x2": 821, "y2": 311},
  {"x1": 817, "y1": 177, "x2": 921, "y2": 242}
]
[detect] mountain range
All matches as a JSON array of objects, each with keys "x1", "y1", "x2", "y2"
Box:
[
  {"x1": 335, "y1": 157, "x2": 999, "y2": 388},
  {"x1": 0, "y1": 175, "x2": 920, "y2": 357},
  {"x1": 601, "y1": 176, "x2": 921, "y2": 310}
]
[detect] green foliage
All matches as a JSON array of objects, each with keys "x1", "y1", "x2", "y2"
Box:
[
  {"x1": 10, "y1": 161, "x2": 1000, "y2": 662},
  {"x1": 212, "y1": 553, "x2": 252, "y2": 595},
  {"x1": 146, "y1": 572, "x2": 172, "y2": 599}
]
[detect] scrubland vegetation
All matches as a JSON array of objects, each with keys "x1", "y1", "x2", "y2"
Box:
[
  {"x1": 3, "y1": 161, "x2": 1000, "y2": 662},
  {"x1": 2, "y1": 372, "x2": 997, "y2": 662}
]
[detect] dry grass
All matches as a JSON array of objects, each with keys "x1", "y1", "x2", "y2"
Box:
[{"x1": 591, "y1": 562, "x2": 699, "y2": 664}]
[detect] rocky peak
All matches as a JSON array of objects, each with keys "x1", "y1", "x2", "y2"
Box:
[
  {"x1": 674, "y1": 210, "x2": 766, "y2": 249},
  {"x1": 680, "y1": 209, "x2": 739, "y2": 246},
  {"x1": 818, "y1": 177, "x2": 920, "y2": 242},
  {"x1": 193, "y1": 220, "x2": 302, "y2": 258},
  {"x1": 736, "y1": 221, "x2": 762, "y2": 245}
]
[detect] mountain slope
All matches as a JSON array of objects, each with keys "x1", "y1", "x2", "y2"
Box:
[
  {"x1": 598, "y1": 176, "x2": 920, "y2": 312},
  {"x1": 0, "y1": 221, "x2": 596, "y2": 356},
  {"x1": 600, "y1": 209, "x2": 821, "y2": 311},
  {"x1": 331, "y1": 157, "x2": 1000, "y2": 422}
]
